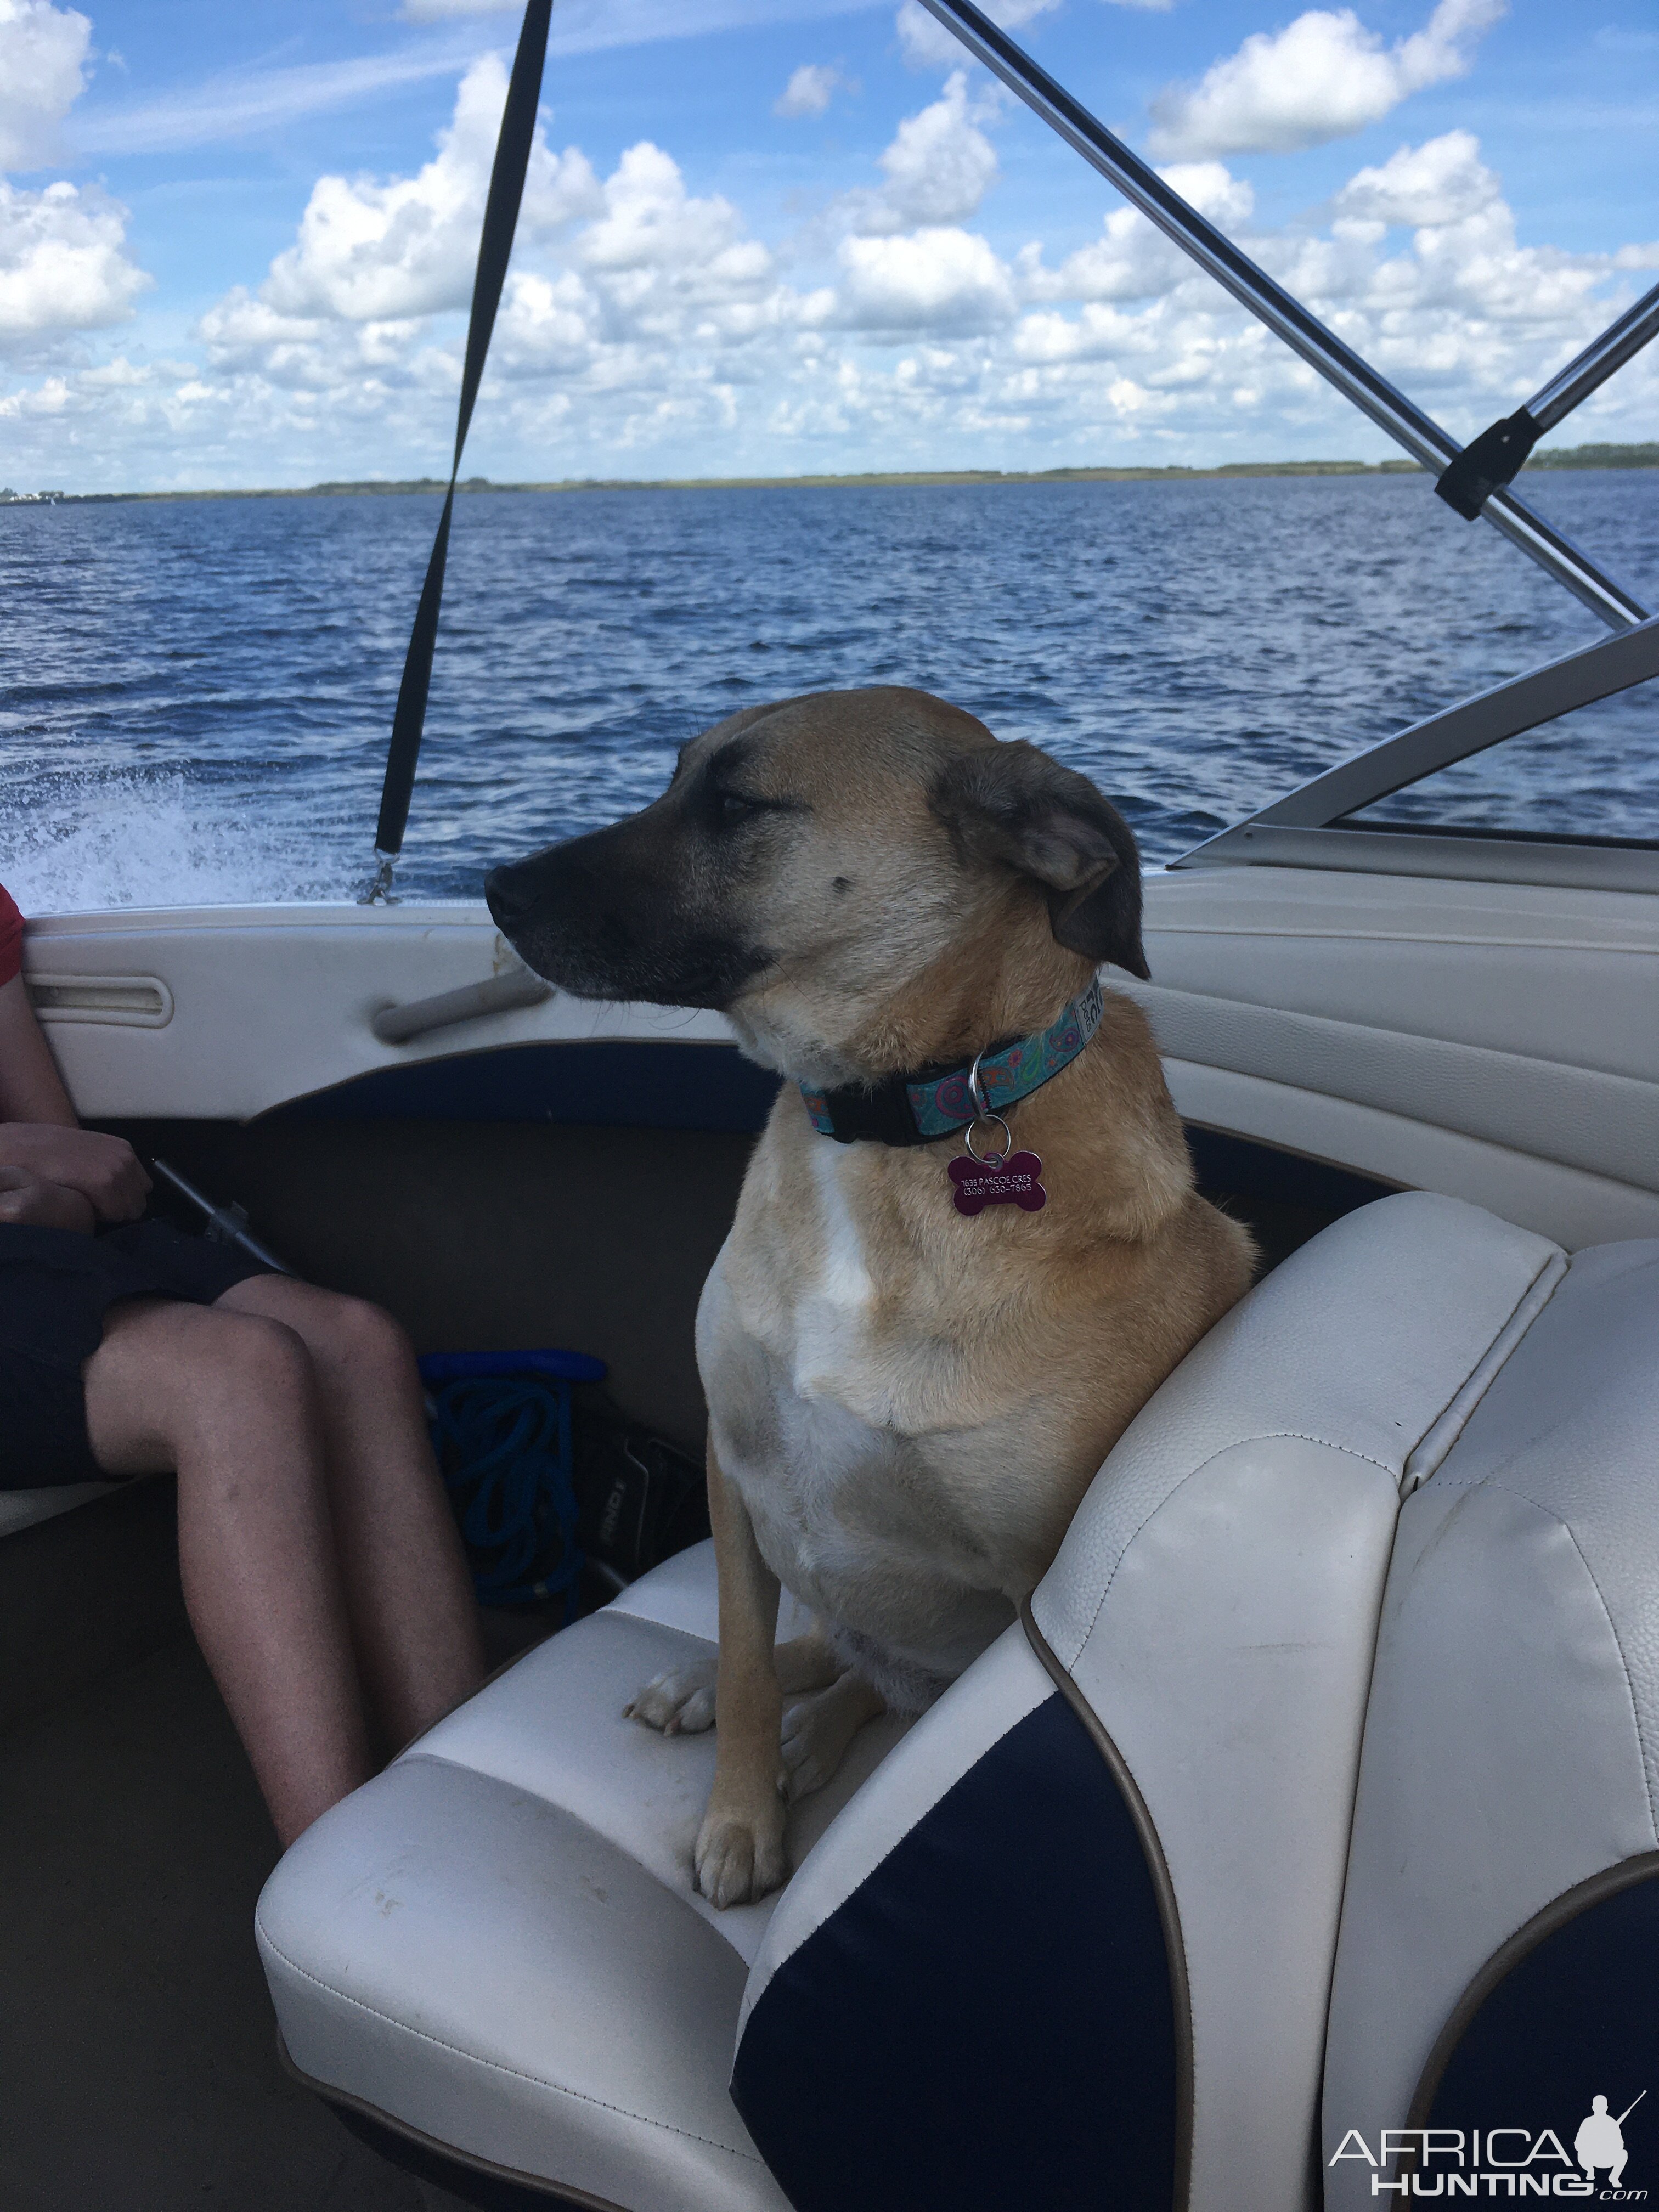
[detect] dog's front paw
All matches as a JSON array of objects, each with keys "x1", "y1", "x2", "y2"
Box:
[
  {"x1": 694, "y1": 1790, "x2": 788, "y2": 1908},
  {"x1": 625, "y1": 1658, "x2": 718, "y2": 1735},
  {"x1": 782, "y1": 1674, "x2": 885, "y2": 1803},
  {"x1": 781, "y1": 1696, "x2": 842, "y2": 1803}
]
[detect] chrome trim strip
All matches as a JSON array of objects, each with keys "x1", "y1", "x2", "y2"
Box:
[
  {"x1": 1173, "y1": 617, "x2": 1659, "y2": 882},
  {"x1": 1192, "y1": 618, "x2": 1659, "y2": 833},
  {"x1": 1172, "y1": 826, "x2": 1659, "y2": 896}
]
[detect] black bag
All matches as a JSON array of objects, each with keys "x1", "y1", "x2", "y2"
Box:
[{"x1": 574, "y1": 1409, "x2": 711, "y2": 1588}]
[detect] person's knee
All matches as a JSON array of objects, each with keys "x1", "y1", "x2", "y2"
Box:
[
  {"x1": 180, "y1": 1307, "x2": 317, "y2": 1423},
  {"x1": 85, "y1": 1301, "x2": 318, "y2": 1475},
  {"x1": 309, "y1": 1291, "x2": 416, "y2": 1382}
]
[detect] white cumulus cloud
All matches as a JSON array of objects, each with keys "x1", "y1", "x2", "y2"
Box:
[
  {"x1": 775, "y1": 62, "x2": 853, "y2": 118},
  {"x1": 261, "y1": 55, "x2": 600, "y2": 323},
  {"x1": 0, "y1": 0, "x2": 90, "y2": 172},
  {"x1": 7, "y1": 59, "x2": 1656, "y2": 493},
  {"x1": 0, "y1": 177, "x2": 150, "y2": 345},
  {"x1": 575, "y1": 141, "x2": 759, "y2": 284},
  {"x1": 869, "y1": 69, "x2": 997, "y2": 229},
  {"x1": 1333, "y1": 128, "x2": 1499, "y2": 228},
  {"x1": 0, "y1": 1, "x2": 149, "y2": 353},
  {"x1": 1019, "y1": 162, "x2": 1254, "y2": 304},
  {"x1": 1149, "y1": 0, "x2": 1506, "y2": 159},
  {"x1": 182, "y1": 65, "x2": 797, "y2": 467},
  {"x1": 835, "y1": 225, "x2": 1015, "y2": 330}
]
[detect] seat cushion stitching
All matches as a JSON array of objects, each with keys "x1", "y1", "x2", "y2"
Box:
[
  {"x1": 1507, "y1": 1493, "x2": 1659, "y2": 1847},
  {"x1": 1065, "y1": 1247, "x2": 1565, "y2": 1667},
  {"x1": 1404, "y1": 1251, "x2": 1565, "y2": 1460},
  {"x1": 255, "y1": 1917, "x2": 765, "y2": 2166},
  {"x1": 1070, "y1": 1429, "x2": 1398, "y2": 1665}
]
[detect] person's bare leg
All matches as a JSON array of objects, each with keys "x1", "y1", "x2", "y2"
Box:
[
  {"x1": 217, "y1": 1277, "x2": 484, "y2": 1750},
  {"x1": 83, "y1": 1299, "x2": 372, "y2": 1847}
]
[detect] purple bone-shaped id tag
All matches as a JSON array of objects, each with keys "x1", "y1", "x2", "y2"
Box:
[{"x1": 949, "y1": 1149, "x2": 1047, "y2": 1217}]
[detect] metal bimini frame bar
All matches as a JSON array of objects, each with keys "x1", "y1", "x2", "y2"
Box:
[
  {"x1": 1526, "y1": 282, "x2": 1659, "y2": 440},
  {"x1": 1436, "y1": 280, "x2": 1659, "y2": 520},
  {"x1": 914, "y1": 0, "x2": 1651, "y2": 633}
]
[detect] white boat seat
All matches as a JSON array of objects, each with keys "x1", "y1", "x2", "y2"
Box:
[
  {"x1": 259, "y1": 1193, "x2": 1594, "y2": 2212},
  {"x1": 256, "y1": 1545, "x2": 910, "y2": 2212},
  {"x1": 731, "y1": 1194, "x2": 1564, "y2": 2212},
  {"x1": 1322, "y1": 1235, "x2": 1659, "y2": 2203}
]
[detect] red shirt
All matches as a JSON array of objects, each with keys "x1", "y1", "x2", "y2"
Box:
[{"x1": 0, "y1": 884, "x2": 21, "y2": 990}]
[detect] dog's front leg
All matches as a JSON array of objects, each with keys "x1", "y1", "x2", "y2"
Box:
[
  {"x1": 696, "y1": 1433, "x2": 788, "y2": 1908},
  {"x1": 782, "y1": 1672, "x2": 886, "y2": 1803},
  {"x1": 629, "y1": 1625, "x2": 845, "y2": 1736}
]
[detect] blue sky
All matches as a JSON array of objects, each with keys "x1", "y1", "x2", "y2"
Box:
[{"x1": 1, "y1": 0, "x2": 1654, "y2": 489}]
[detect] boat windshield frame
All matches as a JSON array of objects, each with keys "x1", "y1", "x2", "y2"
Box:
[
  {"x1": 1171, "y1": 617, "x2": 1659, "y2": 893},
  {"x1": 916, "y1": 0, "x2": 1659, "y2": 891}
]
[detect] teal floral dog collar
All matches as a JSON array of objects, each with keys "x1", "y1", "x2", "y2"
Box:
[{"x1": 799, "y1": 977, "x2": 1104, "y2": 1147}]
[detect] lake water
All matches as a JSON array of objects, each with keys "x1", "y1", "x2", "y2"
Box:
[{"x1": 1, "y1": 470, "x2": 1654, "y2": 912}]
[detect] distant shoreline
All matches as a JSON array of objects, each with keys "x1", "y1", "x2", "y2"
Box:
[{"x1": 4, "y1": 442, "x2": 1655, "y2": 505}]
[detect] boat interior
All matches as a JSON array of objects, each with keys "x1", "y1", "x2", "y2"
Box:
[
  {"x1": 7, "y1": 737, "x2": 1657, "y2": 2208},
  {"x1": 5, "y1": 2, "x2": 1658, "y2": 2207}
]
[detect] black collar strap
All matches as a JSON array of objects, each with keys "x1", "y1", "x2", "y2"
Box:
[{"x1": 798, "y1": 978, "x2": 1104, "y2": 1148}]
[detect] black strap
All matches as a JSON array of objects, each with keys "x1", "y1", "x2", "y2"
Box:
[
  {"x1": 811, "y1": 1030, "x2": 1026, "y2": 1147},
  {"x1": 812, "y1": 1075, "x2": 934, "y2": 1147},
  {"x1": 370, "y1": 0, "x2": 554, "y2": 882}
]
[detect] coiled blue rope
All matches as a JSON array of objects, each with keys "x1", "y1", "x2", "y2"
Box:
[{"x1": 428, "y1": 1374, "x2": 584, "y2": 1614}]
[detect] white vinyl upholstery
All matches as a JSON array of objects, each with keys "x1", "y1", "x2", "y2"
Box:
[
  {"x1": 727, "y1": 1194, "x2": 1566, "y2": 2212},
  {"x1": 261, "y1": 1193, "x2": 1644, "y2": 2212},
  {"x1": 1029, "y1": 1192, "x2": 1566, "y2": 2212},
  {"x1": 1321, "y1": 1238, "x2": 1659, "y2": 2203},
  {"x1": 1135, "y1": 866, "x2": 1659, "y2": 1250},
  {"x1": 256, "y1": 1544, "x2": 906, "y2": 2212}
]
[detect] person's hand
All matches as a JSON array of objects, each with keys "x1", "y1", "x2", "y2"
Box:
[
  {"x1": 0, "y1": 1165, "x2": 96, "y2": 1234},
  {"x1": 0, "y1": 1125, "x2": 150, "y2": 1222}
]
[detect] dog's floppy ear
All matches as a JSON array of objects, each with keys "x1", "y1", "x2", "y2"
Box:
[{"x1": 930, "y1": 741, "x2": 1150, "y2": 979}]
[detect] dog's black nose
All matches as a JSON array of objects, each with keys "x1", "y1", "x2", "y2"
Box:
[{"x1": 484, "y1": 863, "x2": 532, "y2": 932}]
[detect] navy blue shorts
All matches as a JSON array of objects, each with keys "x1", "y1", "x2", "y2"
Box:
[{"x1": 0, "y1": 1220, "x2": 271, "y2": 1488}]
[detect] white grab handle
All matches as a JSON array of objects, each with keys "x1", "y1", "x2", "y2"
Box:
[{"x1": 370, "y1": 967, "x2": 551, "y2": 1045}]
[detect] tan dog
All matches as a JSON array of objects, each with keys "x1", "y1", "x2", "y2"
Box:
[{"x1": 487, "y1": 688, "x2": 1252, "y2": 1906}]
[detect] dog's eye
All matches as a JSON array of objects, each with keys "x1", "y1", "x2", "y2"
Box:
[{"x1": 713, "y1": 790, "x2": 763, "y2": 826}]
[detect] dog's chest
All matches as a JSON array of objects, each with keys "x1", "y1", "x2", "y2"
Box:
[
  {"x1": 698, "y1": 1139, "x2": 1033, "y2": 1643},
  {"x1": 785, "y1": 1139, "x2": 887, "y2": 1409},
  {"x1": 737, "y1": 1138, "x2": 956, "y2": 1434}
]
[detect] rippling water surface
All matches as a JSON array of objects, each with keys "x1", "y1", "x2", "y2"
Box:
[{"x1": 1, "y1": 471, "x2": 1654, "y2": 911}]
